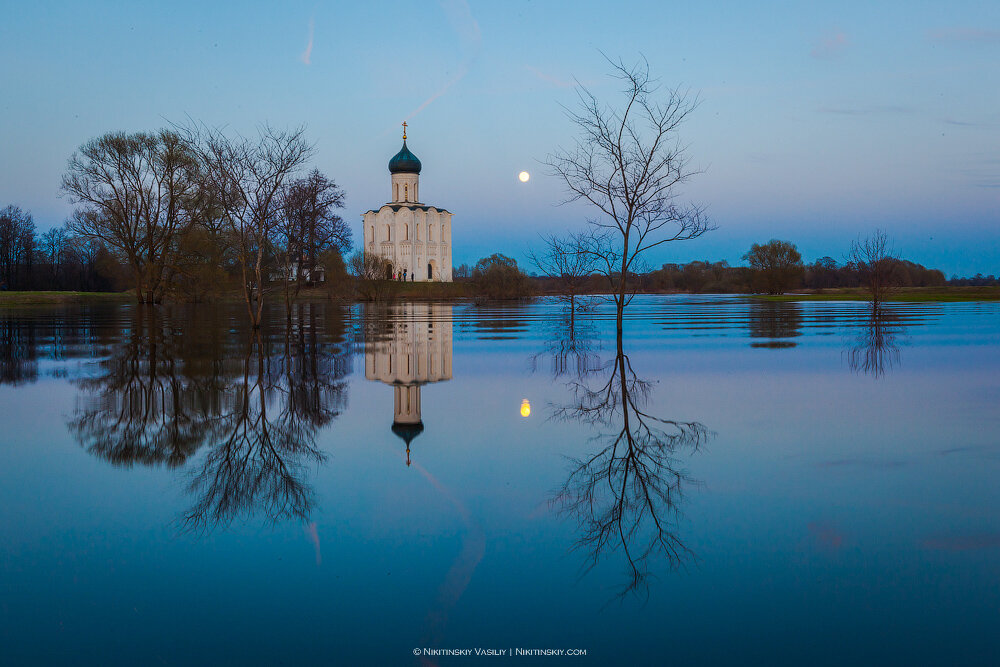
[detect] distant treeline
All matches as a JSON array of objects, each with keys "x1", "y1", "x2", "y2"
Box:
[
  {"x1": 518, "y1": 255, "x2": 987, "y2": 296},
  {"x1": 642, "y1": 256, "x2": 951, "y2": 293},
  {"x1": 2, "y1": 200, "x2": 996, "y2": 297}
]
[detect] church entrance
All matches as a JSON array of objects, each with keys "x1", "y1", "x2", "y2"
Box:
[{"x1": 427, "y1": 260, "x2": 436, "y2": 281}]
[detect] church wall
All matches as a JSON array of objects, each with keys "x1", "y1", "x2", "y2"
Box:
[{"x1": 363, "y1": 206, "x2": 453, "y2": 282}]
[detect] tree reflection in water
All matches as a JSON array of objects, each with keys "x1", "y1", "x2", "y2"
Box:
[
  {"x1": 64, "y1": 303, "x2": 349, "y2": 533},
  {"x1": 748, "y1": 300, "x2": 802, "y2": 349},
  {"x1": 529, "y1": 309, "x2": 602, "y2": 379},
  {"x1": 542, "y1": 313, "x2": 710, "y2": 599},
  {"x1": 846, "y1": 305, "x2": 901, "y2": 378},
  {"x1": 180, "y1": 331, "x2": 328, "y2": 534},
  {"x1": 68, "y1": 308, "x2": 225, "y2": 467}
]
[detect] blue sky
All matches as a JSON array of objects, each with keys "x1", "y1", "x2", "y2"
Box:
[{"x1": 1, "y1": 0, "x2": 998, "y2": 275}]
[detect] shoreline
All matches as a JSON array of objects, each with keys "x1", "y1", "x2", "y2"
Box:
[{"x1": 2, "y1": 285, "x2": 999, "y2": 307}]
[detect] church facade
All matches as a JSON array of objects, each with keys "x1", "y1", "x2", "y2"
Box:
[{"x1": 362, "y1": 126, "x2": 453, "y2": 282}]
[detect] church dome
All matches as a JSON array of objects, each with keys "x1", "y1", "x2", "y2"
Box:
[
  {"x1": 388, "y1": 140, "x2": 422, "y2": 174},
  {"x1": 391, "y1": 421, "x2": 424, "y2": 444}
]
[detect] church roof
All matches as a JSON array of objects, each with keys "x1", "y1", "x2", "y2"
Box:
[
  {"x1": 363, "y1": 204, "x2": 451, "y2": 215},
  {"x1": 388, "y1": 140, "x2": 421, "y2": 174}
]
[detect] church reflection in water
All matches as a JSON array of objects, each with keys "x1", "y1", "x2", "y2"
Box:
[{"x1": 364, "y1": 303, "x2": 453, "y2": 466}]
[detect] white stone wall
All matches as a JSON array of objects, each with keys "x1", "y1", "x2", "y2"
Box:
[
  {"x1": 391, "y1": 173, "x2": 419, "y2": 203},
  {"x1": 362, "y1": 205, "x2": 453, "y2": 281}
]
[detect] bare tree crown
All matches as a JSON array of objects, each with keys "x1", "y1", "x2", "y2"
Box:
[{"x1": 546, "y1": 57, "x2": 714, "y2": 317}]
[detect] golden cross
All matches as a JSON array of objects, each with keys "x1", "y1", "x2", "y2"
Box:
[{"x1": 402, "y1": 121, "x2": 407, "y2": 140}]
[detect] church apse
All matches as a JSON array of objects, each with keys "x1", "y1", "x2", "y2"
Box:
[{"x1": 364, "y1": 303, "x2": 453, "y2": 465}]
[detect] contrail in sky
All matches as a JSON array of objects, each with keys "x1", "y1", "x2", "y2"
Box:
[
  {"x1": 300, "y1": 18, "x2": 314, "y2": 65},
  {"x1": 381, "y1": 0, "x2": 481, "y2": 136}
]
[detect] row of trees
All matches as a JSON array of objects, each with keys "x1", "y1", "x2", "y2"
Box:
[
  {"x1": 0, "y1": 125, "x2": 349, "y2": 325},
  {"x1": 62, "y1": 124, "x2": 351, "y2": 326},
  {"x1": 530, "y1": 234, "x2": 949, "y2": 302},
  {"x1": 4, "y1": 125, "x2": 351, "y2": 320},
  {"x1": 0, "y1": 205, "x2": 124, "y2": 291}
]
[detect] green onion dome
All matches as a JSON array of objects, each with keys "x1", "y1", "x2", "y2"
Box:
[{"x1": 388, "y1": 140, "x2": 422, "y2": 174}]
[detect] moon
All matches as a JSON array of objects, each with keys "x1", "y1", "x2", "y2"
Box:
[
  {"x1": 518, "y1": 171, "x2": 530, "y2": 183},
  {"x1": 520, "y1": 399, "x2": 531, "y2": 418}
]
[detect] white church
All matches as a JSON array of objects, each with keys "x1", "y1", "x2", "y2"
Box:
[{"x1": 362, "y1": 124, "x2": 453, "y2": 282}]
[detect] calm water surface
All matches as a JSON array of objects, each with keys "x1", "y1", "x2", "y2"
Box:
[{"x1": 1, "y1": 296, "x2": 998, "y2": 665}]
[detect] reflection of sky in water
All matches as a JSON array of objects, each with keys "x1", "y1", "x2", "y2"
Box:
[{"x1": 1, "y1": 297, "x2": 999, "y2": 664}]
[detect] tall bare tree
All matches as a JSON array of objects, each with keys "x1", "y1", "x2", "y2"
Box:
[
  {"x1": 183, "y1": 124, "x2": 312, "y2": 327},
  {"x1": 277, "y1": 169, "x2": 350, "y2": 317},
  {"x1": 850, "y1": 229, "x2": 898, "y2": 306},
  {"x1": 0, "y1": 205, "x2": 36, "y2": 290},
  {"x1": 62, "y1": 130, "x2": 203, "y2": 303},
  {"x1": 39, "y1": 226, "x2": 70, "y2": 285},
  {"x1": 547, "y1": 57, "x2": 714, "y2": 334}
]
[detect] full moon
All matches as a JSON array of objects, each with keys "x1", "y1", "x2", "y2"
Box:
[{"x1": 518, "y1": 171, "x2": 530, "y2": 183}]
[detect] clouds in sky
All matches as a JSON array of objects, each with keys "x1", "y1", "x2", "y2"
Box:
[{"x1": 810, "y1": 29, "x2": 849, "y2": 59}]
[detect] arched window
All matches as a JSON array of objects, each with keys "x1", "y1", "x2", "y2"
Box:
[
  {"x1": 404, "y1": 183, "x2": 408, "y2": 201},
  {"x1": 369, "y1": 226, "x2": 374, "y2": 242},
  {"x1": 428, "y1": 224, "x2": 435, "y2": 242},
  {"x1": 404, "y1": 223, "x2": 409, "y2": 241},
  {"x1": 384, "y1": 224, "x2": 391, "y2": 242},
  {"x1": 416, "y1": 224, "x2": 421, "y2": 241}
]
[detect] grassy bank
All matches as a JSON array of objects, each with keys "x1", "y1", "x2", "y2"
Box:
[
  {"x1": 0, "y1": 291, "x2": 133, "y2": 306},
  {"x1": 748, "y1": 286, "x2": 1000, "y2": 302},
  {"x1": 5, "y1": 284, "x2": 999, "y2": 306}
]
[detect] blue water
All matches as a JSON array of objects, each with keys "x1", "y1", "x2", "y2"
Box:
[{"x1": 1, "y1": 296, "x2": 998, "y2": 665}]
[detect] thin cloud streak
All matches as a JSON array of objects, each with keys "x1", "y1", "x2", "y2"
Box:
[
  {"x1": 816, "y1": 105, "x2": 914, "y2": 115},
  {"x1": 301, "y1": 18, "x2": 314, "y2": 65},
  {"x1": 391, "y1": 0, "x2": 481, "y2": 133},
  {"x1": 526, "y1": 65, "x2": 576, "y2": 88}
]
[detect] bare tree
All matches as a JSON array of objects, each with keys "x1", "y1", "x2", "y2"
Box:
[
  {"x1": 529, "y1": 230, "x2": 603, "y2": 318},
  {"x1": 62, "y1": 130, "x2": 203, "y2": 303},
  {"x1": 277, "y1": 169, "x2": 350, "y2": 317},
  {"x1": 850, "y1": 229, "x2": 899, "y2": 306},
  {"x1": 349, "y1": 250, "x2": 397, "y2": 301},
  {"x1": 183, "y1": 124, "x2": 312, "y2": 327},
  {"x1": 546, "y1": 57, "x2": 714, "y2": 334},
  {"x1": 0, "y1": 205, "x2": 36, "y2": 290},
  {"x1": 39, "y1": 226, "x2": 70, "y2": 285}
]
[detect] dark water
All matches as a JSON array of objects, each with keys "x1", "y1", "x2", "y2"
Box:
[{"x1": 1, "y1": 296, "x2": 998, "y2": 665}]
